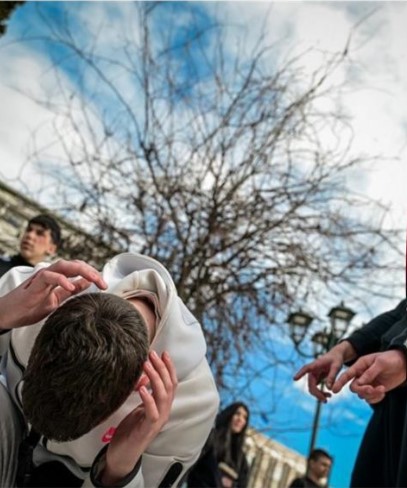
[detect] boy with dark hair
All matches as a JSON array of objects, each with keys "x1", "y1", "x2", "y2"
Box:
[
  {"x1": 0, "y1": 213, "x2": 61, "y2": 277},
  {"x1": 289, "y1": 449, "x2": 333, "y2": 488},
  {"x1": 22, "y1": 293, "x2": 150, "y2": 442},
  {"x1": 0, "y1": 252, "x2": 219, "y2": 488}
]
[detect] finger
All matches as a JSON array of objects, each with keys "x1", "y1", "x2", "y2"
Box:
[
  {"x1": 325, "y1": 363, "x2": 341, "y2": 390},
  {"x1": 139, "y1": 385, "x2": 159, "y2": 422},
  {"x1": 143, "y1": 360, "x2": 168, "y2": 406},
  {"x1": 354, "y1": 384, "x2": 385, "y2": 404},
  {"x1": 46, "y1": 260, "x2": 107, "y2": 289},
  {"x1": 368, "y1": 392, "x2": 386, "y2": 404},
  {"x1": 161, "y1": 351, "x2": 178, "y2": 388},
  {"x1": 350, "y1": 382, "x2": 374, "y2": 396},
  {"x1": 54, "y1": 278, "x2": 94, "y2": 303},
  {"x1": 149, "y1": 351, "x2": 177, "y2": 396},
  {"x1": 331, "y1": 365, "x2": 361, "y2": 393},
  {"x1": 308, "y1": 374, "x2": 331, "y2": 402},
  {"x1": 147, "y1": 351, "x2": 174, "y2": 402},
  {"x1": 24, "y1": 269, "x2": 76, "y2": 293},
  {"x1": 135, "y1": 374, "x2": 150, "y2": 391},
  {"x1": 293, "y1": 364, "x2": 312, "y2": 381},
  {"x1": 351, "y1": 382, "x2": 385, "y2": 398},
  {"x1": 354, "y1": 364, "x2": 381, "y2": 387}
]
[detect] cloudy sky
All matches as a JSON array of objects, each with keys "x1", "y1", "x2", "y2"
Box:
[
  {"x1": 1, "y1": 2, "x2": 406, "y2": 487},
  {"x1": 1, "y1": 2, "x2": 406, "y2": 228}
]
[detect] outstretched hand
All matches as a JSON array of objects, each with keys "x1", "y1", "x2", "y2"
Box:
[
  {"x1": 293, "y1": 350, "x2": 346, "y2": 402},
  {"x1": 102, "y1": 350, "x2": 178, "y2": 485},
  {"x1": 293, "y1": 340, "x2": 357, "y2": 402},
  {"x1": 332, "y1": 350, "x2": 407, "y2": 404},
  {"x1": 0, "y1": 259, "x2": 107, "y2": 329}
]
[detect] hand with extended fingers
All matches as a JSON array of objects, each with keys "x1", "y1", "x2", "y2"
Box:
[
  {"x1": 0, "y1": 259, "x2": 107, "y2": 329},
  {"x1": 102, "y1": 350, "x2": 178, "y2": 485},
  {"x1": 293, "y1": 340, "x2": 358, "y2": 402},
  {"x1": 331, "y1": 350, "x2": 407, "y2": 404}
]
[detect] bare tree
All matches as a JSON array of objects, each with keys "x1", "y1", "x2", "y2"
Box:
[{"x1": 12, "y1": 3, "x2": 402, "y2": 413}]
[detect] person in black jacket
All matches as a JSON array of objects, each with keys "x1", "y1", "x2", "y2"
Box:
[
  {"x1": 289, "y1": 448, "x2": 333, "y2": 488},
  {"x1": 294, "y1": 299, "x2": 407, "y2": 487},
  {"x1": 0, "y1": 214, "x2": 61, "y2": 278},
  {"x1": 187, "y1": 402, "x2": 250, "y2": 488}
]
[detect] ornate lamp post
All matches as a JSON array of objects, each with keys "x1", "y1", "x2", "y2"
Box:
[{"x1": 287, "y1": 302, "x2": 356, "y2": 456}]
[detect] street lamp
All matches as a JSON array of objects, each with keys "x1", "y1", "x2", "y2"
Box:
[{"x1": 287, "y1": 301, "x2": 356, "y2": 456}]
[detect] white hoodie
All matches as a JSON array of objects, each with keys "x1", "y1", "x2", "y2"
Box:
[{"x1": 0, "y1": 253, "x2": 219, "y2": 488}]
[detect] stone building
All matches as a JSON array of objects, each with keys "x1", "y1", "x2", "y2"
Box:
[
  {"x1": 0, "y1": 180, "x2": 117, "y2": 268},
  {"x1": 245, "y1": 428, "x2": 306, "y2": 488}
]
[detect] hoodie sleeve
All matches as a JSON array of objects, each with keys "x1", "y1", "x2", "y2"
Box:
[
  {"x1": 83, "y1": 359, "x2": 219, "y2": 488},
  {"x1": 84, "y1": 446, "x2": 143, "y2": 488}
]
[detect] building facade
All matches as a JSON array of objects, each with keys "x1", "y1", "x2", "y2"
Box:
[
  {"x1": 0, "y1": 180, "x2": 117, "y2": 268},
  {"x1": 245, "y1": 428, "x2": 306, "y2": 488}
]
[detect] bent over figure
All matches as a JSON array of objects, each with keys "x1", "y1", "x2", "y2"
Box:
[{"x1": 0, "y1": 252, "x2": 219, "y2": 488}]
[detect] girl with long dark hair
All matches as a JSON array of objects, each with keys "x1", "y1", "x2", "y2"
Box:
[{"x1": 187, "y1": 402, "x2": 250, "y2": 488}]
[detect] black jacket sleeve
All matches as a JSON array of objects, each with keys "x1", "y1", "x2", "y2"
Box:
[{"x1": 345, "y1": 299, "x2": 406, "y2": 357}]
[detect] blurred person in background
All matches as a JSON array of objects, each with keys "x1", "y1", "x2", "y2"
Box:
[
  {"x1": 0, "y1": 214, "x2": 61, "y2": 357},
  {"x1": 0, "y1": 214, "x2": 61, "y2": 278},
  {"x1": 289, "y1": 448, "x2": 333, "y2": 488},
  {"x1": 187, "y1": 401, "x2": 250, "y2": 488}
]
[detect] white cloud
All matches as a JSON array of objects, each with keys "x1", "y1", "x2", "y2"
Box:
[
  {"x1": 0, "y1": 2, "x2": 406, "y2": 252},
  {"x1": 0, "y1": 44, "x2": 57, "y2": 188}
]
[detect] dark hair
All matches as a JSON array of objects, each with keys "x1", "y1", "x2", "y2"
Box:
[
  {"x1": 309, "y1": 448, "x2": 333, "y2": 462},
  {"x1": 22, "y1": 293, "x2": 149, "y2": 442},
  {"x1": 213, "y1": 402, "x2": 250, "y2": 473},
  {"x1": 29, "y1": 214, "x2": 62, "y2": 247}
]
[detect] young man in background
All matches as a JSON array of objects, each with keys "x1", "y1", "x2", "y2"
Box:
[{"x1": 0, "y1": 214, "x2": 61, "y2": 277}]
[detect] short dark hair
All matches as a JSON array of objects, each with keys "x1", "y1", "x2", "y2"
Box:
[
  {"x1": 309, "y1": 448, "x2": 333, "y2": 462},
  {"x1": 28, "y1": 214, "x2": 62, "y2": 247},
  {"x1": 22, "y1": 293, "x2": 149, "y2": 441}
]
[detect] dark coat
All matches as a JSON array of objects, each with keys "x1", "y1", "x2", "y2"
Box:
[
  {"x1": 0, "y1": 254, "x2": 32, "y2": 279},
  {"x1": 289, "y1": 476, "x2": 320, "y2": 488},
  {"x1": 346, "y1": 299, "x2": 407, "y2": 487}
]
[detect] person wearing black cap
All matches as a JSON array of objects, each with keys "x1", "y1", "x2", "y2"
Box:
[
  {"x1": 0, "y1": 214, "x2": 62, "y2": 278},
  {"x1": 187, "y1": 402, "x2": 250, "y2": 488}
]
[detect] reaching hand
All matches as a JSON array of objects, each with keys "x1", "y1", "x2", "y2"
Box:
[
  {"x1": 102, "y1": 350, "x2": 178, "y2": 484},
  {"x1": 293, "y1": 341, "x2": 357, "y2": 402},
  {"x1": 332, "y1": 350, "x2": 407, "y2": 404},
  {"x1": 0, "y1": 259, "x2": 107, "y2": 329}
]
